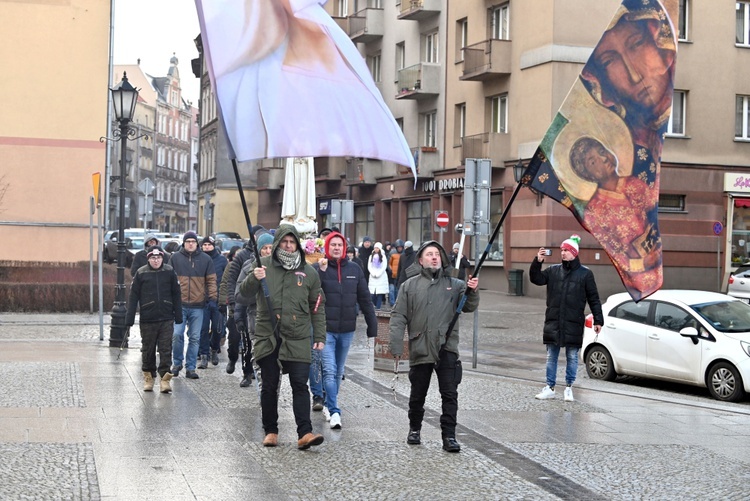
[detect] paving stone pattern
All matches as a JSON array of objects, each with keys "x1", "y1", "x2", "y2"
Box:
[{"x1": 0, "y1": 361, "x2": 85, "y2": 407}]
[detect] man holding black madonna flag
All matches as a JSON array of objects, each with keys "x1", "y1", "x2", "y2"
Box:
[{"x1": 389, "y1": 241, "x2": 479, "y2": 453}]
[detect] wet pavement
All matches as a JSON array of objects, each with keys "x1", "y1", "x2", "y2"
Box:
[{"x1": 1, "y1": 291, "x2": 750, "y2": 500}]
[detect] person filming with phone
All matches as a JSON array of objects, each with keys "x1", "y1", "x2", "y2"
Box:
[{"x1": 530, "y1": 235, "x2": 603, "y2": 402}]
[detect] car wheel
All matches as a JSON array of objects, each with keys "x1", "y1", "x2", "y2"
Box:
[
  {"x1": 707, "y1": 362, "x2": 745, "y2": 402},
  {"x1": 585, "y1": 345, "x2": 617, "y2": 381}
]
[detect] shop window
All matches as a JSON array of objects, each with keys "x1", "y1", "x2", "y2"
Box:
[
  {"x1": 732, "y1": 201, "x2": 750, "y2": 266},
  {"x1": 658, "y1": 194, "x2": 685, "y2": 212},
  {"x1": 354, "y1": 204, "x2": 375, "y2": 245},
  {"x1": 480, "y1": 192, "x2": 504, "y2": 262},
  {"x1": 406, "y1": 200, "x2": 431, "y2": 247}
]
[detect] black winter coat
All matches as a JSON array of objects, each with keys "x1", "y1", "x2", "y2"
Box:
[
  {"x1": 126, "y1": 263, "x2": 183, "y2": 326},
  {"x1": 314, "y1": 257, "x2": 377, "y2": 337},
  {"x1": 396, "y1": 247, "x2": 416, "y2": 288},
  {"x1": 130, "y1": 249, "x2": 171, "y2": 277},
  {"x1": 529, "y1": 257, "x2": 603, "y2": 348}
]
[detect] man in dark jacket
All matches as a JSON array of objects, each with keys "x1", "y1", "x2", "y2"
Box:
[
  {"x1": 198, "y1": 236, "x2": 228, "y2": 369},
  {"x1": 170, "y1": 231, "x2": 217, "y2": 379},
  {"x1": 126, "y1": 246, "x2": 182, "y2": 393},
  {"x1": 130, "y1": 233, "x2": 170, "y2": 277},
  {"x1": 240, "y1": 225, "x2": 326, "y2": 450},
  {"x1": 389, "y1": 241, "x2": 480, "y2": 453},
  {"x1": 358, "y1": 236, "x2": 374, "y2": 281},
  {"x1": 396, "y1": 240, "x2": 416, "y2": 288},
  {"x1": 449, "y1": 242, "x2": 472, "y2": 281},
  {"x1": 530, "y1": 234, "x2": 603, "y2": 402},
  {"x1": 314, "y1": 231, "x2": 377, "y2": 429}
]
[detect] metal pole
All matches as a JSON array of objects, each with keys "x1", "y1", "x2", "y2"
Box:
[
  {"x1": 109, "y1": 118, "x2": 129, "y2": 347},
  {"x1": 90, "y1": 196, "x2": 94, "y2": 314},
  {"x1": 472, "y1": 233, "x2": 479, "y2": 369},
  {"x1": 718, "y1": 234, "x2": 721, "y2": 292},
  {"x1": 98, "y1": 203, "x2": 104, "y2": 341}
]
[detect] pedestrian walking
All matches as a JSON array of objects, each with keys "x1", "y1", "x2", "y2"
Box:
[
  {"x1": 359, "y1": 236, "x2": 374, "y2": 281},
  {"x1": 389, "y1": 241, "x2": 480, "y2": 453},
  {"x1": 396, "y1": 240, "x2": 416, "y2": 288},
  {"x1": 388, "y1": 239, "x2": 404, "y2": 305},
  {"x1": 239, "y1": 225, "x2": 326, "y2": 449},
  {"x1": 170, "y1": 231, "x2": 217, "y2": 380},
  {"x1": 530, "y1": 235, "x2": 604, "y2": 402},
  {"x1": 314, "y1": 231, "x2": 377, "y2": 429},
  {"x1": 450, "y1": 242, "x2": 472, "y2": 281},
  {"x1": 130, "y1": 233, "x2": 171, "y2": 277},
  {"x1": 126, "y1": 246, "x2": 182, "y2": 393},
  {"x1": 367, "y1": 242, "x2": 389, "y2": 310},
  {"x1": 198, "y1": 236, "x2": 228, "y2": 369}
]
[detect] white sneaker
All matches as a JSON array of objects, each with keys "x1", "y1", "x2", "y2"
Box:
[
  {"x1": 330, "y1": 413, "x2": 341, "y2": 429},
  {"x1": 535, "y1": 385, "x2": 556, "y2": 400},
  {"x1": 322, "y1": 407, "x2": 331, "y2": 422},
  {"x1": 564, "y1": 387, "x2": 574, "y2": 402}
]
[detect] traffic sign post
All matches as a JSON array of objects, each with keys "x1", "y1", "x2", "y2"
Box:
[{"x1": 714, "y1": 221, "x2": 723, "y2": 292}]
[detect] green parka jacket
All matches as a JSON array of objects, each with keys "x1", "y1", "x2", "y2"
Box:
[
  {"x1": 389, "y1": 241, "x2": 479, "y2": 366},
  {"x1": 239, "y1": 226, "x2": 326, "y2": 364}
]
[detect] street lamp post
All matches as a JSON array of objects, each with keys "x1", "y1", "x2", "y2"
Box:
[{"x1": 100, "y1": 73, "x2": 145, "y2": 348}]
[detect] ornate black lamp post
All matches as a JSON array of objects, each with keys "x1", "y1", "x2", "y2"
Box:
[{"x1": 101, "y1": 73, "x2": 144, "y2": 347}]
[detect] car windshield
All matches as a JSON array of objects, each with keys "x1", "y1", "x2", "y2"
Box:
[
  {"x1": 218, "y1": 239, "x2": 245, "y2": 251},
  {"x1": 691, "y1": 300, "x2": 750, "y2": 333},
  {"x1": 128, "y1": 238, "x2": 145, "y2": 250},
  {"x1": 215, "y1": 232, "x2": 242, "y2": 240}
]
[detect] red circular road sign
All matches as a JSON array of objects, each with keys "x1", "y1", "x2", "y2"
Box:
[{"x1": 436, "y1": 212, "x2": 449, "y2": 228}]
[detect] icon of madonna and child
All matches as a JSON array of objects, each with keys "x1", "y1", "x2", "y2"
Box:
[{"x1": 526, "y1": 0, "x2": 676, "y2": 300}]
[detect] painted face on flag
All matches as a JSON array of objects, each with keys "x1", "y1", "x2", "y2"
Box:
[{"x1": 569, "y1": 137, "x2": 619, "y2": 188}]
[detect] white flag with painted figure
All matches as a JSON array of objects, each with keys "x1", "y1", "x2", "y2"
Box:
[{"x1": 195, "y1": 0, "x2": 416, "y2": 178}]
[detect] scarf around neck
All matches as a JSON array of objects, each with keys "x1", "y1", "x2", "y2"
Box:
[{"x1": 276, "y1": 247, "x2": 302, "y2": 270}]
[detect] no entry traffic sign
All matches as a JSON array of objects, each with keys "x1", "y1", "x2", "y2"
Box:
[{"x1": 436, "y1": 211, "x2": 449, "y2": 228}]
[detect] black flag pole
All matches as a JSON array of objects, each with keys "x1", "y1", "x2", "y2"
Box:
[{"x1": 231, "y1": 159, "x2": 278, "y2": 335}]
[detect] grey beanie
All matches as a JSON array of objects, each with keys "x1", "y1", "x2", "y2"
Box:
[{"x1": 404, "y1": 240, "x2": 413, "y2": 248}]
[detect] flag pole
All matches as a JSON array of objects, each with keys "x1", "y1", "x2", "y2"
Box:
[
  {"x1": 231, "y1": 159, "x2": 277, "y2": 334},
  {"x1": 442, "y1": 177, "x2": 526, "y2": 342}
]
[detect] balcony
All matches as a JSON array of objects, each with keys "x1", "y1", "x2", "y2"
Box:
[
  {"x1": 257, "y1": 164, "x2": 285, "y2": 190},
  {"x1": 345, "y1": 158, "x2": 384, "y2": 185},
  {"x1": 460, "y1": 39, "x2": 512, "y2": 81},
  {"x1": 398, "y1": 0, "x2": 440, "y2": 20},
  {"x1": 332, "y1": 16, "x2": 348, "y2": 34},
  {"x1": 461, "y1": 132, "x2": 511, "y2": 167},
  {"x1": 412, "y1": 146, "x2": 439, "y2": 177},
  {"x1": 313, "y1": 157, "x2": 347, "y2": 180},
  {"x1": 395, "y1": 63, "x2": 440, "y2": 100},
  {"x1": 348, "y1": 7, "x2": 383, "y2": 43}
]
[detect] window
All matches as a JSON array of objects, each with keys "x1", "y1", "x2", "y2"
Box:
[
  {"x1": 337, "y1": 0, "x2": 348, "y2": 17},
  {"x1": 406, "y1": 200, "x2": 432, "y2": 246},
  {"x1": 424, "y1": 111, "x2": 436, "y2": 147},
  {"x1": 491, "y1": 4, "x2": 509, "y2": 40},
  {"x1": 738, "y1": 2, "x2": 750, "y2": 46},
  {"x1": 424, "y1": 31, "x2": 439, "y2": 63},
  {"x1": 454, "y1": 104, "x2": 466, "y2": 147},
  {"x1": 354, "y1": 204, "x2": 375, "y2": 246},
  {"x1": 395, "y1": 42, "x2": 405, "y2": 74},
  {"x1": 368, "y1": 53, "x2": 381, "y2": 83},
  {"x1": 456, "y1": 18, "x2": 468, "y2": 61},
  {"x1": 613, "y1": 300, "x2": 651, "y2": 324},
  {"x1": 491, "y1": 94, "x2": 508, "y2": 133},
  {"x1": 666, "y1": 90, "x2": 686, "y2": 136},
  {"x1": 483, "y1": 193, "x2": 504, "y2": 262},
  {"x1": 737, "y1": 95, "x2": 750, "y2": 139},
  {"x1": 678, "y1": 0, "x2": 689, "y2": 41},
  {"x1": 654, "y1": 302, "x2": 696, "y2": 332},
  {"x1": 658, "y1": 194, "x2": 685, "y2": 212},
  {"x1": 395, "y1": 117, "x2": 404, "y2": 132}
]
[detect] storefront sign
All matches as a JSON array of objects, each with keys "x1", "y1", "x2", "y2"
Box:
[
  {"x1": 318, "y1": 199, "x2": 331, "y2": 214},
  {"x1": 724, "y1": 173, "x2": 750, "y2": 192},
  {"x1": 422, "y1": 177, "x2": 464, "y2": 193}
]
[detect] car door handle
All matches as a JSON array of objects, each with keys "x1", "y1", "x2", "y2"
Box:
[
  {"x1": 606, "y1": 323, "x2": 616, "y2": 329},
  {"x1": 648, "y1": 333, "x2": 660, "y2": 340}
]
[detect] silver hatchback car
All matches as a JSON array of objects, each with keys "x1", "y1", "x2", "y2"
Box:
[{"x1": 728, "y1": 269, "x2": 750, "y2": 302}]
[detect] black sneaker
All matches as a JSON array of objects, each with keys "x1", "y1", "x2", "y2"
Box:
[
  {"x1": 407, "y1": 429, "x2": 421, "y2": 445},
  {"x1": 198, "y1": 355, "x2": 208, "y2": 369},
  {"x1": 226, "y1": 360, "x2": 236, "y2": 374},
  {"x1": 312, "y1": 396, "x2": 324, "y2": 411},
  {"x1": 210, "y1": 349, "x2": 219, "y2": 366},
  {"x1": 185, "y1": 370, "x2": 200, "y2": 379},
  {"x1": 442, "y1": 437, "x2": 461, "y2": 453},
  {"x1": 240, "y1": 376, "x2": 251, "y2": 388},
  {"x1": 171, "y1": 365, "x2": 182, "y2": 377}
]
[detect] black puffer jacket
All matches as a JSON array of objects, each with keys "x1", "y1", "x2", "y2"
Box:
[
  {"x1": 529, "y1": 256, "x2": 604, "y2": 348},
  {"x1": 314, "y1": 232, "x2": 377, "y2": 337},
  {"x1": 126, "y1": 263, "x2": 183, "y2": 326}
]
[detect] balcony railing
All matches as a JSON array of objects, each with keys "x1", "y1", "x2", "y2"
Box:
[
  {"x1": 461, "y1": 39, "x2": 512, "y2": 81},
  {"x1": 461, "y1": 132, "x2": 511, "y2": 166},
  {"x1": 398, "y1": 0, "x2": 440, "y2": 20},
  {"x1": 395, "y1": 63, "x2": 440, "y2": 100},
  {"x1": 348, "y1": 7, "x2": 384, "y2": 43}
]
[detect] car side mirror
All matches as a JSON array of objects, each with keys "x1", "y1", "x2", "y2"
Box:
[{"x1": 679, "y1": 326, "x2": 700, "y2": 345}]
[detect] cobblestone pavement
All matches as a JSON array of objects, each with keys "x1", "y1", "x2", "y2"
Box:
[{"x1": 1, "y1": 293, "x2": 750, "y2": 500}]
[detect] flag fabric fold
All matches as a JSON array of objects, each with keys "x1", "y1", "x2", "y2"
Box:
[
  {"x1": 194, "y1": 0, "x2": 416, "y2": 178},
  {"x1": 521, "y1": 0, "x2": 677, "y2": 301}
]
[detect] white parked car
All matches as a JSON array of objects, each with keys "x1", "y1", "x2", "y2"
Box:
[{"x1": 582, "y1": 290, "x2": 750, "y2": 402}]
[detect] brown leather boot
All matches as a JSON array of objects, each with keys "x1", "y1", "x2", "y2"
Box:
[
  {"x1": 143, "y1": 372, "x2": 154, "y2": 392},
  {"x1": 262, "y1": 433, "x2": 278, "y2": 447},
  {"x1": 160, "y1": 372, "x2": 173, "y2": 393},
  {"x1": 297, "y1": 433, "x2": 324, "y2": 450}
]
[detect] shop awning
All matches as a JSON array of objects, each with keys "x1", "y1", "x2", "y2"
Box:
[{"x1": 736, "y1": 199, "x2": 750, "y2": 208}]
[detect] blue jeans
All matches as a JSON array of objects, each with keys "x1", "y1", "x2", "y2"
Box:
[
  {"x1": 173, "y1": 306, "x2": 204, "y2": 371},
  {"x1": 199, "y1": 301, "x2": 224, "y2": 356},
  {"x1": 371, "y1": 293, "x2": 383, "y2": 310},
  {"x1": 321, "y1": 331, "x2": 354, "y2": 415},
  {"x1": 545, "y1": 344, "x2": 580, "y2": 387},
  {"x1": 389, "y1": 283, "x2": 397, "y2": 306},
  {"x1": 309, "y1": 331, "x2": 324, "y2": 399}
]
